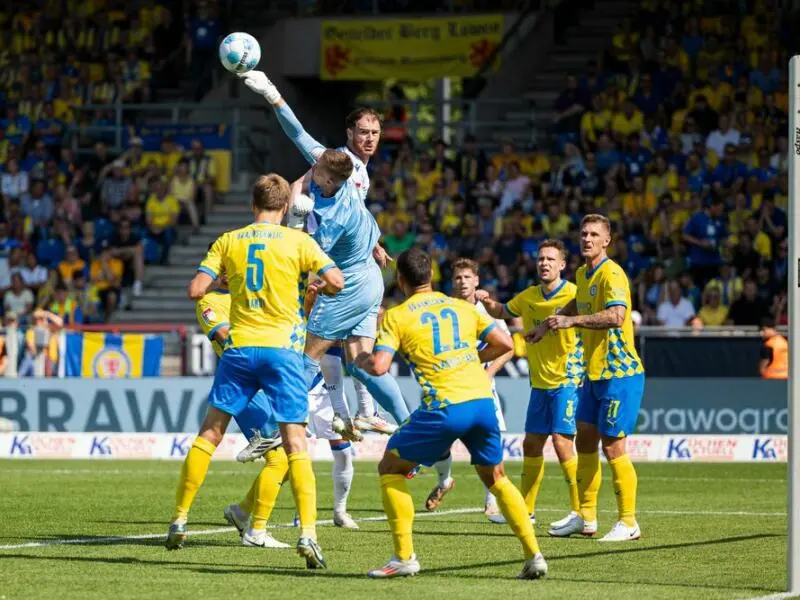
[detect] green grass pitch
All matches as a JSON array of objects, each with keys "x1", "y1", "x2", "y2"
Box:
[{"x1": 0, "y1": 460, "x2": 789, "y2": 599}]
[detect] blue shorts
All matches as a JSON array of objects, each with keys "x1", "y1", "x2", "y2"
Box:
[
  {"x1": 308, "y1": 263, "x2": 382, "y2": 340},
  {"x1": 208, "y1": 347, "x2": 308, "y2": 423},
  {"x1": 575, "y1": 373, "x2": 645, "y2": 438},
  {"x1": 387, "y1": 398, "x2": 503, "y2": 467},
  {"x1": 525, "y1": 385, "x2": 579, "y2": 436},
  {"x1": 233, "y1": 390, "x2": 279, "y2": 440}
]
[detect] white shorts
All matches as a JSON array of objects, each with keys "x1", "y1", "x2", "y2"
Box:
[
  {"x1": 307, "y1": 378, "x2": 342, "y2": 442},
  {"x1": 491, "y1": 383, "x2": 507, "y2": 432}
]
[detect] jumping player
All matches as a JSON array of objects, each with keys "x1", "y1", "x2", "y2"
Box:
[
  {"x1": 423, "y1": 258, "x2": 515, "y2": 521},
  {"x1": 238, "y1": 69, "x2": 404, "y2": 436},
  {"x1": 528, "y1": 215, "x2": 644, "y2": 542},
  {"x1": 356, "y1": 248, "x2": 547, "y2": 580},
  {"x1": 477, "y1": 239, "x2": 583, "y2": 529}
]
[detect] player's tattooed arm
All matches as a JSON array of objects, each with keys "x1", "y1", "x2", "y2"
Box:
[
  {"x1": 545, "y1": 304, "x2": 625, "y2": 330},
  {"x1": 354, "y1": 350, "x2": 393, "y2": 376},
  {"x1": 474, "y1": 289, "x2": 513, "y2": 320}
]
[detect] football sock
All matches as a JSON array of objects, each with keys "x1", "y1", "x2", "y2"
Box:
[
  {"x1": 331, "y1": 442, "x2": 354, "y2": 514},
  {"x1": 609, "y1": 454, "x2": 638, "y2": 527},
  {"x1": 490, "y1": 476, "x2": 540, "y2": 559},
  {"x1": 239, "y1": 477, "x2": 257, "y2": 515},
  {"x1": 353, "y1": 378, "x2": 375, "y2": 418},
  {"x1": 380, "y1": 474, "x2": 415, "y2": 561},
  {"x1": 560, "y1": 456, "x2": 580, "y2": 513},
  {"x1": 520, "y1": 456, "x2": 545, "y2": 515},
  {"x1": 251, "y1": 447, "x2": 289, "y2": 530},
  {"x1": 434, "y1": 453, "x2": 453, "y2": 488},
  {"x1": 317, "y1": 351, "x2": 351, "y2": 418},
  {"x1": 173, "y1": 436, "x2": 216, "y2": 521},
  {"x1": 577, "y1": 452, "x2": 602, "y2": 522},
  {"x1": 347, "y1": 363, "x2": 409, "y2": 424},
  {"x1": 287, "y1": 451, "x2": 317, "y2": 540}
]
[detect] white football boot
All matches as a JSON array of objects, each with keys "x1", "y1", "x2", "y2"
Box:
[
  {"x1": 598, "y1": 520, "x2": 641, "y2": 542},
  {"x1": 550, "y1": 510, "x2": 579, "y2": 529},
  {"x1": 236, "y1": 430, "x2": 281, "y2": 463},
  {"x1": 354, "y1": 413, "x2": 397, "y2": 435},
  {"x1": 333, "y1": 511, "x2": 360, "y2": 529},
  {"x1": 517, "y1": 553, "x2": 548, "y2": 579},
  {"x1": 242, "y1": 528, "x2": 291, "y2": 549},
  {"x1": 223, "y1": 504, "x2": 249, "y2": 535},
  {"x1": 548, "y1": 513, "x2": 597, "y2": 537},
  {"x1": 368, "y1": 554, "x2": 421, "y2": 579},
  {"x1": 331, "y1": 415, "x2": 364, "y2": 442}
]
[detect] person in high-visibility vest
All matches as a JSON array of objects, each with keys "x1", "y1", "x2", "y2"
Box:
[{"x1": 759, "y1": 317, "x2": 788, "y2": 379}]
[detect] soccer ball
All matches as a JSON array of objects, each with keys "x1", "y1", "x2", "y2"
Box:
[{"x1": 219, "y1": 32, "x2": 261, "y2": 74}]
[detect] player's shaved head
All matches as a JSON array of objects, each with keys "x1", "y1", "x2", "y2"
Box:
[
  {"x1": 317, "y1": 149, "x2": 354, "y2": 182},
  {"x1": 397, "y1": 247, "x2": 432, "y2": 288},
  {"x1": 252, "y1": 173, "x2": 291, "y2": 212}
]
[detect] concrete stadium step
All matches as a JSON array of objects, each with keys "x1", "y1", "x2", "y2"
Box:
[
  {"x1": 113, "y1": 309, "x2": 191, "y2": 324},
  {"x1": 132, "y1": 297, "x2": 196, "y2": 312}
]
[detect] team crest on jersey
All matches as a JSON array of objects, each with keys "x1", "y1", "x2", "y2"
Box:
[
  {"x1": 589, "y1": 285, "x2": 598, "y2": 297},
  {"x1": 201, "y1": 307, "x2": 216, "y2": 324},
  {"x1": 92, "y1": 348, "x2": 132, "y2": 378}
]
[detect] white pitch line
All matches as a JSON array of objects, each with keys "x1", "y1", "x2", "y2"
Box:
[{"x1": 0, "y1": 505, "x2": 786, "y2": 552}]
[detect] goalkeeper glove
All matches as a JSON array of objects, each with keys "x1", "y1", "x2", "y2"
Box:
[{"x1": 237, "y1": 71, "x2": 282, "y2": 105}]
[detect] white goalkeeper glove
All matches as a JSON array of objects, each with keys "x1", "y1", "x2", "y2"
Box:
[
  {"x1": 237, "y1": 71, "x2": 282, "y2": 105},
  {"x1": 287, "y1": 193, "x2": 314, "y2": 230}
]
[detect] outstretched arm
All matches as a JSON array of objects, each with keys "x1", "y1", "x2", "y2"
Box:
[{"x1": 238, "y1": 71, "x2": 326, "y2": 164}]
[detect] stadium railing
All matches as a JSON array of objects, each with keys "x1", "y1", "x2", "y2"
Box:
[{"x1": 1, "y1": 324, "x2": 785, "y2": 378}]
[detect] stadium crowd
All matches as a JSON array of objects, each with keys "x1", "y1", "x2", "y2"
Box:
[
  {"x1": 370, "y1": 0, "x2": 790, "y2": 333},
  {"x1": 0, "y1": 0, "x2": 223, "y2": 338}
]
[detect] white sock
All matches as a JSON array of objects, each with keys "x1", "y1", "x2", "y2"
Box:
[
  {"x1": 332, "y1": 442, "x2": 354, "y2": 514},
  {"x1": 434, "y1": 454, "x2": 453, "y2": 488},
  {"x1": 320, "y1": 352, "x2": 351, "y2": 418},
  {"x1": 484, "y1": 484, "x2": 497, "y2": 507},
  {"x1": 353, "y1": 377, "x2": 375, "y2": 417}
]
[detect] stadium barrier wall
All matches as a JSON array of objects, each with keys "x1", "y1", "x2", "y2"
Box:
[
  {"x1": 0, "y1": 433, "x2": 787, "y2": 463},
  {"x1": 0, "y1": 377, "x2": 787, "y2": 435}
]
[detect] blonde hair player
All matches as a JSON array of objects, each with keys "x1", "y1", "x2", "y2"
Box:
[{"x1": 527, "y1": 215, "x2": 644, "y2": 542}]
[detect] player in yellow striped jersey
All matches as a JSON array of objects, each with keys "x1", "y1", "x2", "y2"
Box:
[
  {"x1": 528, "y1": 214, "x2": 644, "y2": 542},
  {"x1": 355, "y1": 248, "x2": 547, "y2": 580},
  {"x1": 169, "y1": 173, "x2": 344, "y2": 570},
  {"x1": 476, "y1": 239, "x2": 583, "y2": 529}
]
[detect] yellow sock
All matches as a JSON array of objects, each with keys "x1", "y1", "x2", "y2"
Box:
[
  {"x1": 380, "y1": 474, "x2": 415, "y2": 561},
  {"x1": 576, "y1": 452, "x2": 601, "y2": 522},
  {"x1": 239, "y1": 478, "x2": 257, "y2": 515},
  {"x1": 252, "y1": 448, "x2": 289, "y2": 531},
  {"x1": 490, "y1": 476, "x2": 540, "y2": 559},
  {"x1": 173, "y1": 437, "x2": 216, "y2": 521},
  {"x1": 560, "y1": 456, "x2": 580, "y2": 513},
  {"x1": 609, "y1": 454, "x2": 638, "y2": 527},
  {"x1": 520, "y1": 456, "x2": 544, "y2": 515},
  {"x1": 287, "y1": 451, "x2": 317, "y2": 539}
]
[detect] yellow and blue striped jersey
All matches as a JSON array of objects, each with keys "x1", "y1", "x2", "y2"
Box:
[
  {"x1": 506, "y1": 280, "x2": 583, "y2": 389},
  {"x1": 196, "y1": 289, "x2": 231, "y2": 357},
  {"x1": 199, "y1": 222, "x2": 334, "y2": 352},
  {"x1": 575, "y1": 258, "x2": 644, "y2": 381},
  {"x1": 375, "y1": 291, "x2": 496, "y2": 410}
]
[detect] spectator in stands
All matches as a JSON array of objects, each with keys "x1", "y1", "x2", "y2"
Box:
[
  {"x1": 656, "y1": 279, "x2": 696, "y2": 328},
  {"x1": 727, "y1": 279, "x2": 769, "y2": 326},
  {"x1": 145, "y1": 179, "x2": 179, "y2": 265},
  {"x1": 90, "y1": 240, "x2": 123, "y2": 322},
  {"x1": 706, "y1": 114, "x2": 741, "y2": 160},
  {"x1": 384, "y1": 218, "x2": 415, "y2": 256},
  {"x1": 554, "y1": 74, "x2": 591, "y2": 140},
  {"x1": 21, "y1": 180, "x2": 54, "y2": 238},
  {"x1": 4, "y1": 273, "x2": 34, "y2": 323},
  {"x1": 705, "y1": 260, "x2": 743, "y2": 306},
  {"x1": 697, "y1": 286, "x2": 729, "y2": 327},
  {"x1": 682, "y1": 196, "x2": 727, "y2": 286},
  {"x1": 58, "y1": 246, "x2": 87, "y2": 287},
  {"x1": 100, "y1": 160, "x2": 133, "y2": 219},
  {"x1": 48, "y1": 283, "x2": 83, "y2": 325},
  {"x1": 19, "y1": 252, "x2": 48, "y2": 293},
  {"x1": 186, "y1": 2, "x2": 222, "y2": 100},
  {"x1": 72, "y1": 270, "x2": 99, "y2": 325},
  {"x1": 170, "y1": 161, "x2": 200, "y2": 231},
  {"x1": 186, "y1": 139, "x2": 216, "y2": 221}
]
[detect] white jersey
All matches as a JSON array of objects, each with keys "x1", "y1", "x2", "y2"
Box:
[
  {"x1": 474, "y1": 299, "x2": 509, "y2": 431},
  {"x1": 337, "y1": 145, "x2": 369, "y2": 203}
]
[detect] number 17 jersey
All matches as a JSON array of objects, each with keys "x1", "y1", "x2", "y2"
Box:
[{"x1": 375, "y1": 291, "x2": 497, "y2": 410}]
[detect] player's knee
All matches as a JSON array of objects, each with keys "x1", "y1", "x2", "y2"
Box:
[
  {"x1": 575, "y1": 422, "x2": 599, "y2": 453},
  {"x1": 475, "y1": 463, "x2": 504, "y2": 489},
  {"x1": 600, "y1": 436, "x2": 626, "y2": 460},
  {"x1": 522, "y1": 434, "x2": 546, "y2": 457},
  {"x1": 551, "y1": 433, "x2": 575, "y2": 458},
  {"x1": 378, "y1": 451, "x2": 409, "y2": 476}
]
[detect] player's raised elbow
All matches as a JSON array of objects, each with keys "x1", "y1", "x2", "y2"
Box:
[{"x1": 187, "y1": 281, "x2": 205, "y2": 300}]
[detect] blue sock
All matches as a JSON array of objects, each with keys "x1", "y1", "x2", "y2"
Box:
[
  {"x1": 303, "y1": 353, "x2": 322, "y2": 391},
  {"x1": 346, "y1": 363, "x2": 410, "y2": 424}
]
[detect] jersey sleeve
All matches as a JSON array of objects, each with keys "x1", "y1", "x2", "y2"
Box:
[
  {"x1": 504, "y1": 289, "x2": 528, "y2": 318},
  {"x1": 198, "y1": 234, "x2": 225, "y2": 280},
  {"x1": 196, "y1": 295, "x2": 229, "y2": 341},
  {"x1": 600, "y1": 265, "x2": 630, "y2": 309},
  {"x1": 299, "y1": 233, "x2": 336, "y2": 276},
  {"x1": 375, "y1": 309, "x2": 401, "y2": 356},
  {"x1": 476, "y1": 308, "x2": 497, "y2": 343}
]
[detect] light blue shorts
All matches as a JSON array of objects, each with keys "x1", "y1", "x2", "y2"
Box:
[
  {"x1": 576, "y1": 373, "x2": 645, "y2": 438},
  {"x1": 526, "y1": 385, "x2": 579, "y2": 436},
  {"x1": 307, "y1": 263, "x2": 383, "y2": 341},
  {"x1": 208, "y1": 346, "x2": 308, "y2": 423}
]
